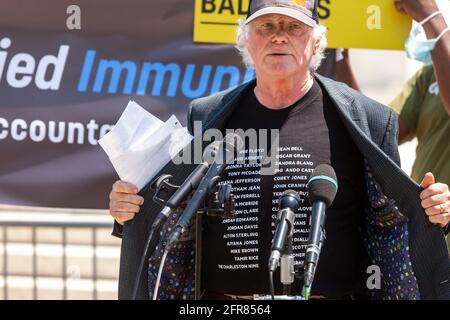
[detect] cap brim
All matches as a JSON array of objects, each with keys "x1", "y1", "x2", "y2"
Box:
[{"x1": 245, "y1": 7, "x2": 317, "y2": 27}]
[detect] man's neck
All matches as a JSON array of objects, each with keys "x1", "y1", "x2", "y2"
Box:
[{"x1": 254, "y1": 72, "x2": 314, "y2": 109}]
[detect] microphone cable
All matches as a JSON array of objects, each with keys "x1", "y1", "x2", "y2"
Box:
[
  {"x1": 269, "y1": 270, "x2": 275, "y2": 300},
  {"x1": 131, "y1": 223, "x2": 161, "y2": 300},
  {"x1": 131, "y1": 140, "x2": 222, "y2": 299},
  {"x1": 152, "y1": 249, "x2": 169, "y2": 300}
]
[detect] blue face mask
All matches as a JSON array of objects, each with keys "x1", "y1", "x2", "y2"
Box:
[{"x1": 405, "y1": 11, "x2": 450, "y2": 65}]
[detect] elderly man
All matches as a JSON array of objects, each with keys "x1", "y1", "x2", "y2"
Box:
[{"x1": 109, "y1": 0, "x2": 450, "y2": 300}]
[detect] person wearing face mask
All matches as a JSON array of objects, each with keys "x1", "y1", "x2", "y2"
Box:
[
  {"x1": 336, "y1": 0, "x2": 450, "y2": 249},
  {"x1": 109, "y1": 0, "x2": 450, "y2": 300},
  {"x1": 390, "y1": 0, "x2": 450, "y2": 195}
]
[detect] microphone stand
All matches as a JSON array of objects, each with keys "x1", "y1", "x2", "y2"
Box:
[
  {"x1": 259, "y1": 226, "x2": 304, "y2": 301},
  {"x1": 151, "y1": 178, "x2": 235, "y2": 300},
  {"x1": 194, "y1": 181, "x2": 235, "y2": 300},
  {"x1": 280, "y1": 233, "x2": 295, "y2": 295},
  {"x1": 194, "y1": 211, "x2": 204, "y2": 300}
]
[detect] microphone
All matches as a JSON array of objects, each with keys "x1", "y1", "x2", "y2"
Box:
[
  {"x1": 151, "y1": 140, "x2": 222, "y2": 231},
  {"x1": 303, "y1": 164, "x2": 338, "y2": 292},
  {"x1": 268, "y1": 190, "x2": 301, "y2": 273},
  {"x1": 164, "y1": 133, "x2": 244, "y2": 251},
  {"x1": 130, "y1": 140, "x2": 222, "y2": 300}
]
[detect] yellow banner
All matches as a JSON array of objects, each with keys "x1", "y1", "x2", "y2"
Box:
[{"x1": 194, "y1": 0, "x2": 412, "y2": 50}]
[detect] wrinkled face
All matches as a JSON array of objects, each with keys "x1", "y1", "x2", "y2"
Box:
[{"x1": 246, "y1": 14, "x2": 318, "y2": 77}]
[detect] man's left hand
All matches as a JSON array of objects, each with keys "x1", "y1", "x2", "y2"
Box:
[{"x1": 420, "y1": 172, "x2": 450, "y2": 228}]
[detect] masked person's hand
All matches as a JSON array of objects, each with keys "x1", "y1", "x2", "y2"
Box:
[{"x1": 394, "y1": 0, "x2": 440, "y2": 22}]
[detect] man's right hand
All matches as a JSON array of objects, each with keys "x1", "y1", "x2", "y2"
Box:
[{"x1": 109, "y1": 180, "x2": 145, "y2": 225}]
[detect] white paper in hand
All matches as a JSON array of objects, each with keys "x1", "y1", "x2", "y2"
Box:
[{"x1": 98, "y1": 101, "x2": 193, "y2": 191}]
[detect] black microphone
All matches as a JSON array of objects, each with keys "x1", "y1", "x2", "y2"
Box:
[
  {"x1": 268, "y1": 190, "x2": 301, "y2": 273},
  {"x1": 151, "y1": 140, "x2": 222, "y2": 231},
  {"x1": 130, "y1": 140, "x2": 222, "y2": 300},
  {"x1": 303, "y1": 164, "x2": 338, "y2": 292},
  {"x1": 165, "y1": 133, "x2": 244, "y2": 251}
]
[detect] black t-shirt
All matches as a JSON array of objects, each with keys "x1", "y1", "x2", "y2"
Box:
[{"x1": 201, "y1": 79, "x2": 370, "y2": 297}]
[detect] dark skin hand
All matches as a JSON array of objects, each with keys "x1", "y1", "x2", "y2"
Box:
[
  {"x1": 333, "y1": 2, "x2": 450, "y2": 228},
  {"x1": 394, "y1": 0, "x2": 450, "y2": 116},
  {"x1": 395, "y1": 0, "x2": 450, "y2": 228},
  {"x1": 337, "y1": 1, "x2": 450, "y2": 143}
]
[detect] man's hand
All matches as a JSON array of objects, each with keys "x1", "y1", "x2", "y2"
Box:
[
  {"x1": 394, "y1": 0, "x2": 439, "y2": 22},
  {"x1": 109, "y1": 180, "x2": 144, "y2": 225},
  {"x1": 420, "y1": 172, "x2": 450, "y2": 228}
]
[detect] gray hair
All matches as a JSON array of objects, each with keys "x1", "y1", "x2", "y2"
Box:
[{"x1": 235, "y1": 19, "x2": 328, "y2": 72}]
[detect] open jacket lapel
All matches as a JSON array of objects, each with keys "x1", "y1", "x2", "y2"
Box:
[
  {"x1": 141, "y1": 76, "x2": 449, "y2": 300},
  {"x1": 316, "y1": 75, "x2": 449, "y2": 299}
]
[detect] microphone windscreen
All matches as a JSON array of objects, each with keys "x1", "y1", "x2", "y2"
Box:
[
  {"x1": 279, "y1": 190, "x2": 301, "y2": 212},
  {"x1": 224, "y1": 132, "x2": 245, "y2": 154},
  {"x1": 307, "y1": 164, "x2": 338, "y2": 208}
]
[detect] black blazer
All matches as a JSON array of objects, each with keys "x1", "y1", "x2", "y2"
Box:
[{"x1": 113, "y1": 75, "x2": 450, "y2": 300}]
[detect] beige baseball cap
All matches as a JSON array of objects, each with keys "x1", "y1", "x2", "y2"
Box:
[{"x1": 245, "y1": 0, "x2": 319, "y2": 27}]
